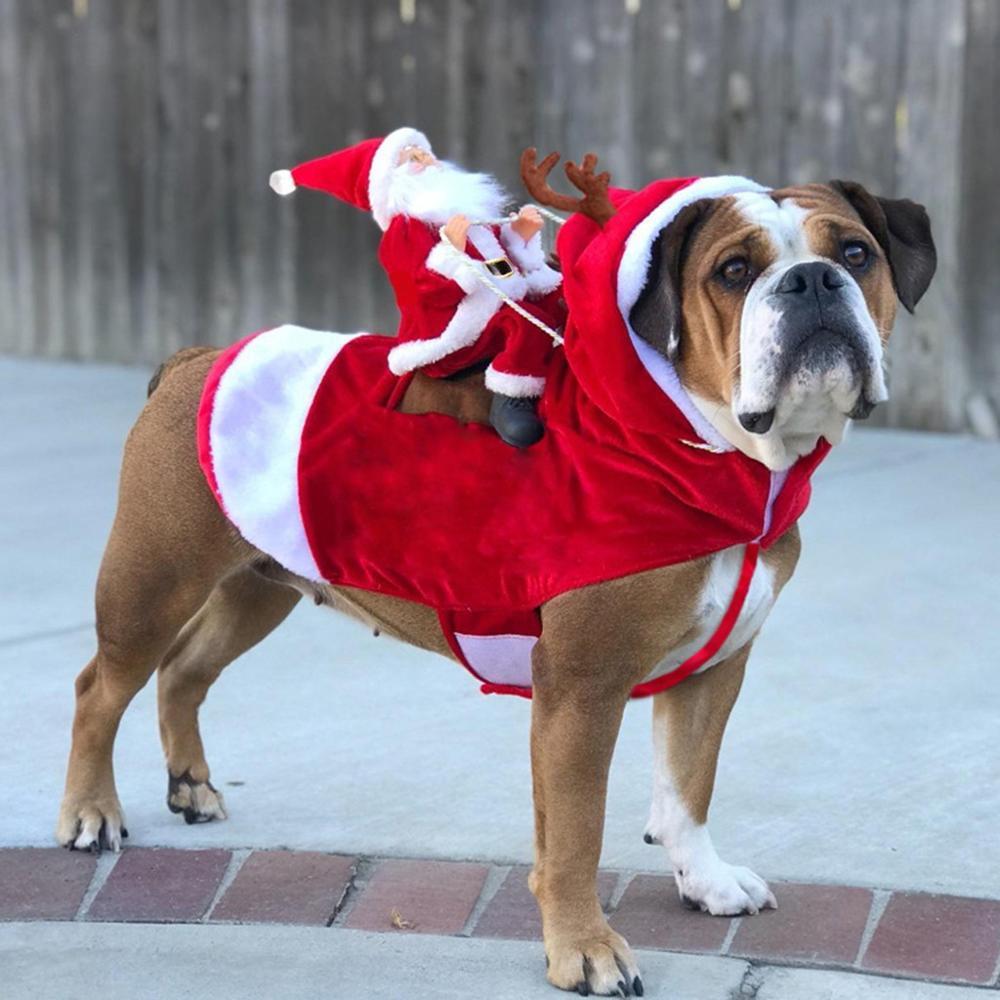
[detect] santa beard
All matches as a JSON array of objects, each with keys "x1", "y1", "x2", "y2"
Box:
[{"x1": 383, "y1": 160, "x2": 510, "y2": 226}]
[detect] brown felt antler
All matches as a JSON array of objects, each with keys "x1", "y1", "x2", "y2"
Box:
[{"x1": 520, "y1": 147, "x2": 617, "y2": 226}]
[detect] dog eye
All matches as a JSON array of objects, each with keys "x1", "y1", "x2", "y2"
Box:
[
  {"x1": 718, "y1": 256, "x2": 750, "y2": 287},
  {"x1": 842, "y1": 241, "x2": 870, "y2": 269}
]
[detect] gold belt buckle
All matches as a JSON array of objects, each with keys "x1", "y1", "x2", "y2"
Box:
[{"x1": 484, "y1": 256, "x2": 515, "y2": 279}]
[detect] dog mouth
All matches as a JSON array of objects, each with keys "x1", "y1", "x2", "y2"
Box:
[
  {"x1": 737, "y1": 326, "x2": 880, "y2": 434},
  {"x1": 786, "y1": 327, "x2": 864, "y2": 375}
]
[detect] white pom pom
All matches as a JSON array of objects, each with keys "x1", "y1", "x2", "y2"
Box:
[{"x1": 269, "y1": 169, "x2": 296, "y2": 196}]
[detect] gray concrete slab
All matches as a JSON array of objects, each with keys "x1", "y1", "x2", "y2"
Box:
[
  {"x1": 2, "y1": 357, "x2": 999, "y2": 897},
  {"x1": 0, "y1": 922, "x2": 750, "y2": 1000}
]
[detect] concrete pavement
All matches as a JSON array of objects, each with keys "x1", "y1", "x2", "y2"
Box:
[{"x1": 4, "y1": 922, "x2": 997, "y2": 1000}]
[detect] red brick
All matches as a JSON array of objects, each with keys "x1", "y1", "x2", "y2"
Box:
[
  {"x1": 861, "y1": 891, "x2": 1000, "y2": 984},
  {"x1": 87, "y1": 848, "x2": 230, "y2": 922},
  {"x1": 0, "y1": 848, "x2": 97, "y2": 921},
  {"x1": 210, "y1": 851, "x2": 355, "y2": 925},
  {"x1": 608, "y1": 874, "x2": 732, "y2": 953},
  {"x1": 729, "y1": 882, "x2": 872, "y2": 964},
  {"x1": 344, "y1": 859, "x2": 488, "y2": 935},
  {"x1": 472, "y1": 866, "x2": 618, "y2": 941}
]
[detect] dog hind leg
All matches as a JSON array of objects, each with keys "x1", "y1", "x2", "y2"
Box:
[
  {"x1": 56, "y1": 547, "x2": 228, "y2": 852},
  {"x1": 157, "y1": 565, "x2": 301, "y2": 823},
  {"x1": 56, "y1": 348, "x2": 245, "y2": 851},
  {"x1": 645, "y1": 643, "x2": 777, "y2": 916}
]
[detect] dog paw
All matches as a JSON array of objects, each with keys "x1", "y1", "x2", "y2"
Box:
[
  {"x1": 546, "y1": 925, "x2": 643, "y2": 997},
  {"x1": 167, "y1": 771, "x2": 227, "y2": 824},
  {"x1": 56, "y1": 797, "x2": 128, "y2": 853},
  {"x1": 674, "y1": 860, "x2": 776, "y2": 916}
]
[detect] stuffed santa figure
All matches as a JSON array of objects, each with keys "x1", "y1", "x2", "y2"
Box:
[{"x1": 269, "y1": 126, "x2": 564, "y2": 447}]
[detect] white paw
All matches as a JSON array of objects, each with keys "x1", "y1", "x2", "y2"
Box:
[{"x1": 674, "y1": 859, "x2": 776, "y2": 916}]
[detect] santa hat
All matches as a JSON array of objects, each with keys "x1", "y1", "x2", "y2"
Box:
[
  {"x1": 557, "y1": 175, "x2": 770, "y2": 446},
  {"x1": 269, "y1": 126, "x2": 432, "y2": 231}
]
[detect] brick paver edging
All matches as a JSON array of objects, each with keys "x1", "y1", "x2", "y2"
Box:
[{"x1": 2, "y1": 848, "x2": 999, "y2": 988}]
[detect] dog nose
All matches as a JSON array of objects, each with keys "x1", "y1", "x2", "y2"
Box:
[
  {"x1": 737, "y1": 408, "x2": 775, "y2": 434},
  {"x1": 775, "y1": 262, "x2": 845, "y2": 297}
]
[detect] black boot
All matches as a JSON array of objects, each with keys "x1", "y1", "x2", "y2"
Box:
[{"x1": 489, "y1": 393, "x2": 544, "y2": 448}]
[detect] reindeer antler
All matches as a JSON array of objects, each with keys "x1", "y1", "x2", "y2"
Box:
[{"x1": 520, "y1": 147, "x2": 617, "y2": 226}]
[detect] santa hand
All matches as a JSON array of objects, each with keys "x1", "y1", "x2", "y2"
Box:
[
  {"x1": 510, "y1": 205, "x2": 543, "y2": 244},
  {"x1": 444, "y1": 214, "x2": 471, "y2": 251}
]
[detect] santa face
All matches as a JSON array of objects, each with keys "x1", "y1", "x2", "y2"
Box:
[{"x1": 382, "y1": 157, "x2": 510, "y2": 227}]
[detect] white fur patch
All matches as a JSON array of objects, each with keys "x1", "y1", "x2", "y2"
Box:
[
  {"x1": 209, "y1": 326, "x2": 360, "y2": 580},
  {"x1": 646, "y1": 708, "x2": 776, "y2": 915},
  {"x1": 641, "y1": 544, "x2": 776, "y2": 685}
]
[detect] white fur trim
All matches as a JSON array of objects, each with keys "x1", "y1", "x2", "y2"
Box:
[
  {"x1": 501, "y1": 223, "x2": 547, "y2": 272},
  {"x1": 269, "y1": 169, "x2": 296, "y2": 196},
  {"x1": 387, "y1": 244, "x2": 502, "y2": 375},
  {"x1": 369, "y1": 126, "x2": 431, "y2": 230},
  {"x1": 617, "y1": 176, "x2": 770, "y2": 450},
  {"x1": 424, "y1": 241, "x2": 487, "y2": 294},
  {"x1": 484, "y1": 364, "x2": 546, "y2": 398},
  {"x1": 209, "y1": 326, "x2": 361, "y2": 580},
  {"x1": 523, "y1": 264, "x2": 562, "y2": 297},
  {"x1": 501, "y1": 223, "x2": 562, "y2": 297}
]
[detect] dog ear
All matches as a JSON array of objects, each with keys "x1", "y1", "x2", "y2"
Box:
[
  {"x1": 628, "y1": 201, "x2": 709, "y2": 362},
  {"x1": 829, "y1": 180, "x2": 937, "y2": 313}
]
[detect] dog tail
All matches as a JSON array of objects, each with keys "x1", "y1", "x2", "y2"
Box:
[{"x1": 147, "y1": 346, "x2": 216, "y2": 397}]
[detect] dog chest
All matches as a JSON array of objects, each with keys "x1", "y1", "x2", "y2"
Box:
[{"x1": 642, "y1": 546, "x2": 777, "y2": 684}]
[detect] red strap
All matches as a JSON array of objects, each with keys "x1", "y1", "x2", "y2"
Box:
[
  {"x1": 446, "y1": 544, "x2": 760, "y2": 702},
  {"x1": 628, "y1": 543, "x2": 761, "y2": 699},
  {"x1": 480, "y1": 682, "x2": 533, "y2": 699}
]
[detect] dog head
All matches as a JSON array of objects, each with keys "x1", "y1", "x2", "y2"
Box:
[{"x1": 629, "y1": 181, "x2": 936, "y2": 468}]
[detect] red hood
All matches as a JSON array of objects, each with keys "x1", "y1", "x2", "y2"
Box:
[{"x1": 558, "y1": 176, "x2": 769, "y2": 442}]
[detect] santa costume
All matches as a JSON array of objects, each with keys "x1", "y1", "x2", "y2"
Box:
[
  {"x1": 199, "y1": 171, "x2": 832, "y2": 699},
  {"x1": 270, "y1": 127, "x2": 564, "y2": 444}
]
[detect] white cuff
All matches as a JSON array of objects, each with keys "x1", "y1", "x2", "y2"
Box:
[
  {"x1": 484, "y1": 365, "x2": 546, "y2": 398},
  {"x1": 426, "y1": 241, "x2": 490, "y2": 295},
  {"x1": 500, "y1": 223, "x2": 562, "y2": 297}
]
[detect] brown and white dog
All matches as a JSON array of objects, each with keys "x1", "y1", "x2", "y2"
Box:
[{"x1": 57, "y1": 175, "x2": 935, "y2": 996}]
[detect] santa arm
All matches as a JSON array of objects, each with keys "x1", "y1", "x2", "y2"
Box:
[
  {"x1": 499, "y1": 222, "x2": 562, "y2": 298},
  {"x1": 384, "y1": 216, "x2": 504, "y2": 376}
]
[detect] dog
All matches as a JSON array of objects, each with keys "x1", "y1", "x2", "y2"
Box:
[{"x1": 57, "y1": 164, "x2": 935, "y2": 996}]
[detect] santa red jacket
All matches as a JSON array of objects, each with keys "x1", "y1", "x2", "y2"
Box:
[
  {"x1": 270, "y1": 126, "x2": 563, "y2": 394},
  {"x1": 381, "y1": 213, "x2": 563, "y2": 379},
  {"x1": 198, "y1": 175, "x2": 831, "y2": 699}
]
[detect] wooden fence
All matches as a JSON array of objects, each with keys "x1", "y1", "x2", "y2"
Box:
[{"x1": 1, "y1": 0, "x2": 997, "y2": 432}]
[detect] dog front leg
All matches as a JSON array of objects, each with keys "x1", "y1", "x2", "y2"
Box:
[
  {"x1": 529, "y1": 643, "x2": 643, "y2": 997},
  {"x1": 645, "y1": 643, "x2": 776, "y2": 916}
]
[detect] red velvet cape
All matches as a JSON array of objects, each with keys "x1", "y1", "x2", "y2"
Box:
[{"x1": 198, "y1": 176, "x2": 831, "y2": 697}]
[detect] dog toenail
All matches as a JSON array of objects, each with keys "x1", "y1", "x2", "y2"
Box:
[{"x1": 632, "y1": 975, "x2": 644, "y2": 996}]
